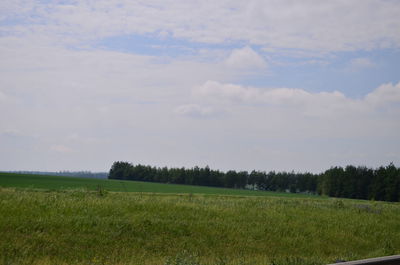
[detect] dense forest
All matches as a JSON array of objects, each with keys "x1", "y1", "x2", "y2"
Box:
[{"x1": 108, "y1": 162, "x2": 400, "y2": 202}]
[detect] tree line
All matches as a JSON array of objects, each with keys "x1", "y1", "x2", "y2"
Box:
[{"x1": 108, "y1": 161, "x2": 400, "y2": 202}]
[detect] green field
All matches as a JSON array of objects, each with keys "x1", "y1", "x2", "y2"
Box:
[
  {"x1": 0, "y1": 172, "x2": 316, "y2": 198},
  {"x1": 0, "y1": 173, "x2": 399, "y2": 265}
]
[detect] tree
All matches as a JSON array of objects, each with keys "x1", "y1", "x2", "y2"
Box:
[{"x1": 108, "y1": 161, "x2": 134, "y2": 180}]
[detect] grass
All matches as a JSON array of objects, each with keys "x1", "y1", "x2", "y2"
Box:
[
  {"x1": 0, "y1": 187, "x2": 399, "y2": 265},
  {"x1": 0, "y1": 172, "x2": 399, "y2": 264},
  {"x1": 0, "y1": 172, "x2": 317, "y2": 198}
]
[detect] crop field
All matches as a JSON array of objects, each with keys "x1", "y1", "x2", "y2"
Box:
[
  {"x1": 0, "y1": 173, "x2": 399, "y2": 265},
  {"x1": 0, "y1": 172, "x2": 316, "y2": 198}
]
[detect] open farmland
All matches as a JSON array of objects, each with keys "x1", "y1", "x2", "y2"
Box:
[
  {"x1": 0, "y1": 185, "x2": 399, "y2": 265},
  {"x1": 0, "y1": 172, "x2": 316, "y2": 198}
]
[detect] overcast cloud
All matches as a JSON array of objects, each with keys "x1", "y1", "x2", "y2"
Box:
[{"x1": 0, "y1": 0, "x2": 399, "y2": 172}]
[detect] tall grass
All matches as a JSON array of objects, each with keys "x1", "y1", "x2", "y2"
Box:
[{"x1": 0, "y1": 188, "x2": 399, "y2": 265}]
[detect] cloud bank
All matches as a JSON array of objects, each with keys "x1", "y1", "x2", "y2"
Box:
[
  {"x1": 193, "y1": 80, "x2": 400, "y2": 111},
  {"x1": 1, "y1": 0, "x2": 400, "y2": 52},
  {"x1": 1, "y1": 0, "x2": 399, "y2": 172}
]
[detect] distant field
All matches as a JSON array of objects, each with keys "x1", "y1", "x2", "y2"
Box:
[
  {"x1": 0, "y1": 188, "x2": 399, "y2": 265},
  {"x1": 0, "y1": 172, "x2": 317, "y2": 198}
]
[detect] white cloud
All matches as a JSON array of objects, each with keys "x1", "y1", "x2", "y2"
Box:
[
  {"x1": 192, "y1": 80, "x2": 400, "y2": 119},
  {"x1": 1, "y1": 0, "x2": 400, "y2": 52},
  {"x1": 174, "y1": 104, "x2": 221, "y2": 119},
  {"x1": 0, "y1": 38, "x2": 230, "y2": 101},
  {"x1": 194, "y1": 81, "x2": 260, "y2": 103},
  {"x1": 194, "y1": 80, "x2": 345, "y2": 106},
  {"x1": 225, "y1": 46, "x2": 266, "y2": 70},
  {"x1": 365, "y1": 82, "x2": 400, "y2": 107}
]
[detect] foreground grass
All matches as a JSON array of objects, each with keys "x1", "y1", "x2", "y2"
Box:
[
  {"x1": 0, "y1": 172, "x2": 316, "y2": 198},
  {"x1": 0, "y1": 188, "x2": 399, "y2": 265}
]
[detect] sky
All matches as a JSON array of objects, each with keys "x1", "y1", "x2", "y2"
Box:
[{"x1": 0, "y1": 0, "x2": 400, "y2": 173}]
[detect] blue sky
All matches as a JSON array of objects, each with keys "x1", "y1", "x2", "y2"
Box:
[{"x1": 0, "y1": 0, "x2": 399, "y2": 172}]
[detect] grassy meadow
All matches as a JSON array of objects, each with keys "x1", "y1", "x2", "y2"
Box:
[
  {"x1": 0, "y1": 172, "x2": 315, "y2": 198},
  {"x1": 0, "y1": 173, "x2": 399, "y2": 265}
]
